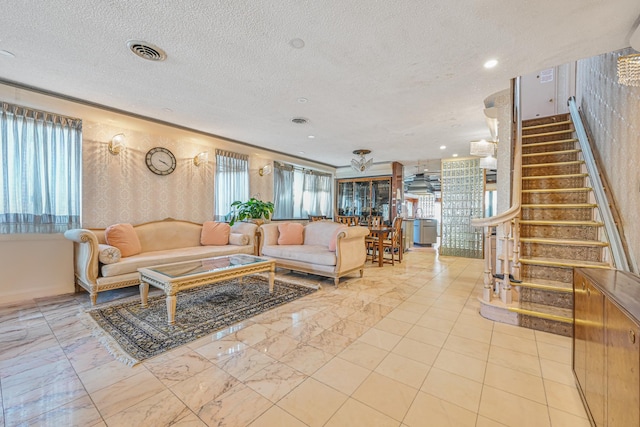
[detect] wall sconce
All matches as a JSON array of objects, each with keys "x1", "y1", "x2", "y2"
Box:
[
  {"x1": 193, "y1": 151, "x2": 209, "y2": 166},
  {"x1": 259, "y1": 164, "x2": 273, "y2": 176},
  {"x1": 108, "y1": 133, "x2": 126, "y2": 155}
]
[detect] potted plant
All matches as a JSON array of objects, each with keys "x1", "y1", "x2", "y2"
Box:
[{"x1": 227, "y1": 198, "x2": 275, "y2": 226}]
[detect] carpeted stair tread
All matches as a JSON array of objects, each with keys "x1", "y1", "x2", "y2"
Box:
[
  {"x1": 522, "y1": 149, "x2": 580, "y2": 158},
  {"x1": 522, "y1": 160, "x2": 584, "y2": 168},
  {"x1": 522, "y1": 120, "x2": 572, "y2": 131},
  {"x1": 522, "y1": 203, "x2": 597, "y2": 209},
  {"x1": 522, "y1": 187, "x2": 591, "y2": 193},
  {"x1": 517, "y1": 277, "x2": 573, "y2": 292},
  {"x1": 511, "y1": 302, "x2": 573, "y2": 323},
  {"x1": 519, "y1": 219, "x2": 603, "y2": 227},
  {"x1": 520, "y1": 237, "x2": 608, "y2": 246},
  {"x1": 522, "y1": 173, "x2": 588, "y2": 180},
  {"x1": 519, "y1": 256, "x2": 610, "y2": 269},
  {"x1": 522, "y1": 138, "x2": 578, "y2": 148},
  {"x1": 522, "y1": 129, "x2": 575, "y2": 139}
]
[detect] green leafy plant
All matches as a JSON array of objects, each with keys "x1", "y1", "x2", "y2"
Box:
[{"x1": 227, "y1": 198, "x2": 275, "y2": 226}]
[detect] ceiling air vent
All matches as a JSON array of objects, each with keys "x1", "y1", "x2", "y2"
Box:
[
  {"x1": 291, "y1": 117, "x2": 308, "y2": 124},
  {"x1": 127, "y1": 40, "x2": 167, "y2": 61}
]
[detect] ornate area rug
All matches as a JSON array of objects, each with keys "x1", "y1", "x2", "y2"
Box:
[{"x1": 84, "y1": 276, "x2": 318, "y2": 365}]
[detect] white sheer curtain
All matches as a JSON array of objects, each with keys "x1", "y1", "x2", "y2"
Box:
[
  {"x1": 0, "y1": 102, "x2": 82, "y2": 233},
  {"x1": 273, "y1": 162, "x2": 294, "y2": 219},
  {"x1": 273, "y1": 161, "x2": 332, "y2": 219},
  {"x1": 304, "y1": 172, "x2": 332, "y2": 216},
  {"x1": 214, "y1": 149, "x2": 249, "y2": 221}
]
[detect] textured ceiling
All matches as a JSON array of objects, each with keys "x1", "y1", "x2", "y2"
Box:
[{"x1": 1, "y1": 1, "x2": 638, "y2": 168}]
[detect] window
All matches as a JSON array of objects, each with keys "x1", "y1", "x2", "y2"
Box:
[
  {"x1": 273, "y1": 162, "x2": 332, "y2": 219},
  {"x1": 214, "y1": 149, "x2": 249, "y2": 221},
  {"x1": 0, "y1": 102, "x2": 82, "y2": 233}
]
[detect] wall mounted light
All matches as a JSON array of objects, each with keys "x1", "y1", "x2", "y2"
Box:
[
  {"x1": 108, "y1": 133, "x2": 126, "y2": 155},
  {"x1": 193, "y1": 151, "x2": 209, "y2": 166},
  {"x1": 618, "y1": 52, "x2": 640, "y2": 87},
  {"x1": 470, "y1": 139, "x2": 496, "y2": 157},
  {"x1": 259, "y1": 164, "x2": 273, "y2": 176}
]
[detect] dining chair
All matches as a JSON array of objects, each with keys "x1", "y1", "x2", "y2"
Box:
[
  {"x1": 365, "y1": 216, "x2": 383, "y2": 262},
  {"x1": 378, "y1": 217, "x2": 403, "y2": 265},
  {"x1": 309, "y1": 215, "x2": 327, "y2": 222},
  {"x1": 336, "y1": 216, "x2": 359, "y2": 226}
]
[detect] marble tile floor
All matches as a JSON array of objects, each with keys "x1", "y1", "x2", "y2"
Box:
[{"x1": 0, "y1": 249, "x2": 589, "y2": 427}]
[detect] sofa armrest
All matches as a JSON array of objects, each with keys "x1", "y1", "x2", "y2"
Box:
[
  {"x1": 337, "y1": 226, "x2": 370, "y2": 241},
  {"x1": 335, "y1": 226, "x2": 370, "y2": 272},
  {"x1": 63, "y1": 228, "x2": 100, "y2": 287},
  {"x1": 230, "y1": 222, "x2": 259, "y2": 254},
  {"x1": 230, "y1": 222, "x2": 258, "y2": 245},
  {"x1": 258, "y1": 223, "x2": 280, "y2": 255}
]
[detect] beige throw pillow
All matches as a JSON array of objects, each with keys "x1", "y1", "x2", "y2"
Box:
[{"x1": 98, "y1": 244, "x2": 121, "y2": 264}]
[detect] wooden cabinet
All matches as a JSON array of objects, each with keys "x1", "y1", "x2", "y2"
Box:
[
  {"x1": 573, "y1": 268, "x2": 640, "y2": 427},
  {"x1": 605, "y1": 297, "x2": 640, "y2": 426},
  {"x1": 335, "y1": 162, "x2": 403, "y2": 224}
]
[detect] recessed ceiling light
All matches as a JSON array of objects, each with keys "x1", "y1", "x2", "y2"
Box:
[
  {"x1": 0, "y1": 50, "x2": 15, "y2": 58},
  {"x1": 484, "y1": 59, "x2": 498, "y2": 69},
  {"x1": 291, "y1": 117, "x2": 308, "y2": 124},
  {"x1": 452, "y1": 153, "x2": 459, "y2": 157},
  {"x1": 308, "y1": 135, "x2": 315, "y2": 139},
  {"x1": 297, "y1": 97, "x2": 308, "y2": 103},
  {"x1": 299, "y1": 151, "x2": 305, "y2": 155},
  {"x1": 290, "y1": 38, "x2": 305, "y2": 49},
  {"x1": 162, "y1": 107, "x2": 173, "y2": 113},
  {"x1": 440, "y1": 145, "x2": 446, "y2": 150}
]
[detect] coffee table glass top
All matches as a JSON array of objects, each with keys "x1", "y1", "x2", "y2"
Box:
[{"x1": 143, "y1": 254, "x2": 271, "y2": 279}]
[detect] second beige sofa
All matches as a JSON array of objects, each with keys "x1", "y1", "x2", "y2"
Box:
[{"x1": 258, "y1": 221, "x2": 370, "y2": 285}]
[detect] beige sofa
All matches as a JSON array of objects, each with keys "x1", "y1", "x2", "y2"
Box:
[
  {"x1": 258, "y1": 221, "x2": 370, "y2": 286},
  {"x1": 64, "y1": 218, "x2": 258, "y2": 305}
]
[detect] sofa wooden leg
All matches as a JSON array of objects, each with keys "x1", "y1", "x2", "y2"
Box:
[
  {"x1": 90, "y1": 292, "x2": 97, "y2": 306},
  {"x1": 360, "y1": 269, "x2": 364, "y2": 278},
  {"x1": 334, "y1": 277, "x2": 340, "y2": 286}
]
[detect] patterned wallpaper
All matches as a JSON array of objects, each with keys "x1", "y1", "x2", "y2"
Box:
[
  {"x1": 577, "y1": 47, "x2": 640, "y2": 272},
  {"x1": 82, "y1": 122, "x2": 215, "y2": 228}
]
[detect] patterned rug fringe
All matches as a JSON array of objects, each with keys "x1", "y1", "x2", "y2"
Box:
[{"x1": 78, "y1": 311, "x2": 140, "y2": 366}]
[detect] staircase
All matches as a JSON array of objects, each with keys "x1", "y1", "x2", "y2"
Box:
[{"x1": 480, "y1": 113, "x2": 611, "y2": 336}]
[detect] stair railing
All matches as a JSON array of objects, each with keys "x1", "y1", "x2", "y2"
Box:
[
  {"x1": 471, "y1": 77, "x2": 522, "y2": 304},
  {"x1": 567, "y1": 97, "x2": 630, "y2": 272}
]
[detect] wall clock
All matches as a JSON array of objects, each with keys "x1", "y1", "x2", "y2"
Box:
[{"x1": 145, "y1": 147, "x2": 176, "y2": 175}]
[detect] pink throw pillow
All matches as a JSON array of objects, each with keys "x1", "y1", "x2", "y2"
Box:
[
  {"x1": 201, "y1": 221, "x2": 231, "y2": 246},
  {"x1": 278, "y1": 223, "x2": 304, "y2": 245},
  {"x1": 105, "y1": 223, "x2": 142, "y2": 257},
  {"x1": 329, "y1": 227, "x2": 348, "y2": 251}
]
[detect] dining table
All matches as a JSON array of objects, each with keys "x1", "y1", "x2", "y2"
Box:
[{"x1": 367, "y1": 225, "x2": 394, "y2": 267}]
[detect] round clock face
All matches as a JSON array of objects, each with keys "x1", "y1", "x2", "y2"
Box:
[{"x1": 145, "y1": 147, "x2": 176, "y2": 175}]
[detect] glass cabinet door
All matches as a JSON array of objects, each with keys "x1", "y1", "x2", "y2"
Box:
[
  {"x1": 337, "y1": 181, "x2": 355, "y2": 216},
  {"x1": 354, "y1": 181, "x2": 370, "y2": 219},
  {"x1": 371, "y1": 179, "x2": 391, "y2": 223}
]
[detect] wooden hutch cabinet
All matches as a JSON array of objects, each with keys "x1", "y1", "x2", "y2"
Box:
[
  {"x1": 573, "y1": 268, "x2": 640, "y2": 427},
  {"x1": 335, "y1": 162, "x2": 403, "y2": 224}
]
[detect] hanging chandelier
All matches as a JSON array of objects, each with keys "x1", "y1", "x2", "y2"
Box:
[
  {"x1": 617, "y1": 53, "x2": 640, "y2": 87},
  {"x1": 351, "y1": 149, "x2": 373, "y2": 172}
]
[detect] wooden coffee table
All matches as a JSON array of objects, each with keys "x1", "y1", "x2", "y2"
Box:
[{"x1": 138, "y1": 254, "x2": 276, "y2": 325}]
